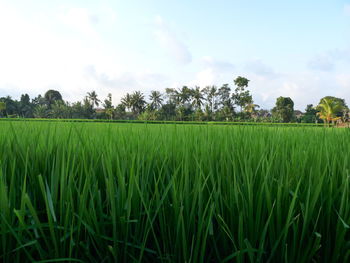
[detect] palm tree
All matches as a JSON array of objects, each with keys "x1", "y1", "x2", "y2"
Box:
[
  {"x1": 149, "y1": 91, "x2": 163, "y2": 110},
  {"x1": 317, "y1": 97, "x2": 344, "y2": 127},
  {"x1": 244, "y1": 103, "x2": 260, "y2": 114},
  {"x1": 130, "y1": 91, "x2": 146, "y2": 115},
  {"x1": 34, "y1": 105, "x2": 48, "y2": 118},
  {"x1": 87, "y1": 91, "x2": 101, "y2": 108},
  {"x1": 191, "y1": 86, "x2": 204, "y2": 110},
  {"x1": 203, "y1": 85, "x2": 218, "y2": 113},
  {"x1": 178, "y1": 86, "x2": 192, "y2": 106},
  {"x1": 121, "y1": 93, "x2": 133, "y2": 112},
  {"x1": 165, "y1": 88, "x2": 181, "y2": 106}
]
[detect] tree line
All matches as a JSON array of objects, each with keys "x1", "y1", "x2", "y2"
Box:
[{"x1": 0, "y1": 76, "x2": 348, "y2": 124}]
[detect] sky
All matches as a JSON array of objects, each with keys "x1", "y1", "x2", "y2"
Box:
[{"x1": 0, "y1": 0, "x2": 349, "y2": 110}]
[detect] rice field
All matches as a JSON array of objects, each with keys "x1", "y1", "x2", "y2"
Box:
[{"x1": 0, "y1": 121, "x2": 349, "y2": 262}]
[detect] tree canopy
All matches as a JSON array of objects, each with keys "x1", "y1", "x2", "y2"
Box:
[{"x1": 272, "y1": 97, "x2": 294, "y2": 123}]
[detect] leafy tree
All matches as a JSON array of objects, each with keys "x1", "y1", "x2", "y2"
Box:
[
  {"x1": 217, "y1": 105, "x2": 234, "y2": 121},
  {"x1": 203, "y1": 105, "x2": 212, "y2": 121},
  {"x1": 203, "y1": 85, "x2": 218, "y2": 113},
  {"x1": 19, "y1": 94, "x2": 33, "y2": 118},
  {"x1": 317, "y1": 97, "x2": 344, "y2": 126},
  {"x1": 1, "y1": 96, "x2": 18, "y2": 116},
  {"x1": 301, "y1": 104, "x2": 318, "y2": 123},
  {"x1": 87, "y1": 91, "x2": 101, "y2": 108},
  {"x1": 232, "y1": 76, "x2": 253, "y2": 112},
  {"x1": 50, "y1": 101, "x2": 70, "y2": 118},
  {"x1": 217, "y1": 84, "x2": 232, "y2": 109},
  {"x1": 149, "y1": 91, "x2": 163, "y2": 110},
  {"x1": 176, "y1": 106, "x2": 186, "y2": 121},
  {"x1": 138, "y1": 107, "x2": 158, "y2": 121},
  {"x1": 114, "y1": 104, "x2": 126, "y2": 119},
  {"x1": 32, "y1": 95, "x2": 46, "y2": 106},
  {"x1": 272, "y1": 97, "x2": 294, "y2": 123},
  {"x1": 44, "y1": 90, "x2": 63, "y2": 108},
  {"x1": 158, "y1": 103, "x2": 176, "y2": 120},
  {"x1": 194, "y1": 108, "x2": 204, "y2": 121},
  {"x1": 83, "y1": 97, "x2": 95, "y2": 118},
  {"x1": 244, "y1": 103, "x2": 260, "y2": 120}
]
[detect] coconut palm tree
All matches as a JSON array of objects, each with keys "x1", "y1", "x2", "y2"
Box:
[
  {"x1": 191, "y1": 86, "x2": 204, "y2": 110},
  {"x1": 121, "y1": 93, "x2": 133, "y2": 112},
  {"x1": 149, "y1": 91, "x2": 163, "y2": 110},
  {"x1": 87, "y1": 91, "x2": 101, "y2": 108},
  {"x1": 244, "y1": 103, "x2": 260, "y2": 114},
  {"x1": 178, "y1": 86, "x2": 192, "y2": 106},
  {"x1": 130, "y1": 91, "x2": 146, "y2": 115},
  {"x1": 317, "y1": 97, "x2": 344, "y2": 127}
]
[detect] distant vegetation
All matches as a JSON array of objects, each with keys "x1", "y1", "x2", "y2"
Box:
[{"x1": 0, "y1": 76, "x2": 349, "y2": 125}]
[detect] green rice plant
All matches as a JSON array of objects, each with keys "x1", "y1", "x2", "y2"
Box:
[{"x1": 0, "y1": 121, "x2": 349, "y2": 262}]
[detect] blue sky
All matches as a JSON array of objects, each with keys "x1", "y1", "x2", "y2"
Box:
[{"x1": 0, "y1": 0, "x2": 349, "y2": 109}]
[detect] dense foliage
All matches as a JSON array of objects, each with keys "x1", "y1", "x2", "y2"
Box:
[
  {"x1": 0, "y1": 121, "x2": 349, "y2": 262},
  {"x1": 1, "y1": 76, "x2": 349, "y2": 124}
]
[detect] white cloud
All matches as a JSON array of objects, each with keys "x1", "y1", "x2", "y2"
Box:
[
  {"x1": 189, "y1": 68, "x2": 216, "y2": 87},
  {"x1": 154, "y1": 15, "x2": 192, "y2": 64}
]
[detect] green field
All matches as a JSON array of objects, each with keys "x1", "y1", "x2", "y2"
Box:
[{"x1": 0, "y1": 121, "x2": 349, "y2": 262}]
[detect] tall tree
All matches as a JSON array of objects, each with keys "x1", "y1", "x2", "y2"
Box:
[
  {"x1": 178, "y1": 86, "x2": 192, "y2": 106},
  {"x1": 44, "y1": 90, "x2": 63, "y2": 108},
  {"x1": 149, "y1": 91, "x2": 163, "y2": 110},
  {"x1": 103, "y1": 93, "x2": 114, "y2": 119},
  {"x1": 130, "y1": 91, "x2": 146, "y2": 115},
  {"x1": 114, "y1": 104, "x2": 126, "y2": 119},
  {"x1": 83, "y1": 97, "x2": 95, "y2": 118},
  {"x1": 121, "y1": 93, "x2": 133, "y2": 112},
  {"x1": 272, "y1": 97, "x2": 294, "y2": 123},
  {"x1": 191, "y1": 86, "x2": 204, "y2": 110},
  {"x1": 19, "y1": 94, "x2": 33, "y2": 118},
  {"x1": 1, "y1": 96, "x2": 18, "y2": 116},
  {"x1": 232, "y1": 76, "x2": 253, "y2": 112},
  {"x1": 87, "y1": 91, "x2": 101, "y2": 108},
  {"x1": 165, "y1": 88, "x2": 179, "y2": 105},
  {"x1": 203, "y1": 85, "x2": 218, "y2": 113},
  {"x1": 103, "y1": 93, "x2": 113, "y2": 109},
  {"x1": 301, "y1": 104, "x2": 318, "y2": 123},
  {"x1": 217, "y1": 84, "x2": 232, "y2": 109}
]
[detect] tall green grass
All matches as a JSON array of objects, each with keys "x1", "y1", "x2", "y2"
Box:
[{"x1": 0, "y1": 121, "x2": 349, "y2": 262}]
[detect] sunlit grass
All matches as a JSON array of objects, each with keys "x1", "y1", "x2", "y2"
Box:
[{"x1": 0, "y1": 121, "x2": 349, "y2": 262}]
